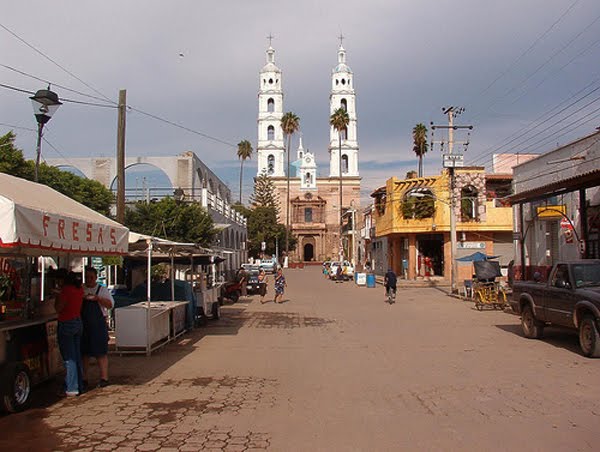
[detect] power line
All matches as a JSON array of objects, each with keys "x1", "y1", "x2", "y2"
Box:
[
  {"x1": 0, "y1": 82, "x2": 117, "y2": 108},
  {"x1": 128, "y1": 106, "x2": 236, "y2": 148},
  {"x1": 469, "y1": 0, "x2": 582, "y2": 103},
  {"x1": 0, "y1": 62, "x2": 118, "y2": 105},
  {"x1": 0, "y1": 22, "x2": 114, "y2": 104}
]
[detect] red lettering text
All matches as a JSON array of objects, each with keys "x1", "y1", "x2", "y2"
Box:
[
  {"x1": 58, "y1": 219, "x2": 66, "y2": 239},
  {"x1": 97, "y1": 227, "x2": 104, "y2": 244},
  {"x1": 42, "y1": 215, "x2": 50, "y2": 237},
  {"x1": 86, "y1": 223, "x2": 92, "y2": 242},
  {"x1": 110, "y1": 228, "x2": 116, "y2": 245},
  {"x1": 72, "y1": 221, "x2": 79, "y2": 241}
]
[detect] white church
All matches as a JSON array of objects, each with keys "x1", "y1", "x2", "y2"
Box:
[{"x1": 256, "y1": 41, "x2": 361, "y2": 263}]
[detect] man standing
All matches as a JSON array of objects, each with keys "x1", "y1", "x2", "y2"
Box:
[
  {"x1": 237, "y1": 266, "x2": 248, "y2": 298},
  {"x1": 81, "y1": 267, "x2": 114, "y2": 388}
]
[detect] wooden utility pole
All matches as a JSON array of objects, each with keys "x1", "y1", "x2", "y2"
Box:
[{"x1": 116, "y1": 89, "x2": 126, "y2": 224}]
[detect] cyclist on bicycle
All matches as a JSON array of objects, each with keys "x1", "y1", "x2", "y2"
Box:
[{"x1": 384, "y1": 268, "x2": 397, "y2": 302}]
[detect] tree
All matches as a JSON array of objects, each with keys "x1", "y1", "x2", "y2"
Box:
[
  {"x1": 246, "y1": 206, "x2": 296, "y2": 259},
  {"x1": 236, "y1": 139, "x2": 253, "y2": 204},
  {"x1": 0, "y1": 132, "x2": 114, "y2": 216},
  {"x1": 250, "y1": 170, "x2": 279, "y2": 212},
  {"x1": 329, "y1": 107, "x2": 350, "y2": 259},
  {"x1": 280, "y1": 112, "x2": 300, "y2": 255},
  {"x1": 124, "y1": 198, "x2": 215, "y2": 246},
  {"x1": 412, "y1": 123, "x2": 428, "y2": 177}
]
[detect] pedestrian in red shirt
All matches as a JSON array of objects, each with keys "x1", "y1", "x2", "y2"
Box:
[{"x1": 54, "y1": 271, "x2": 84, "y2": 396}]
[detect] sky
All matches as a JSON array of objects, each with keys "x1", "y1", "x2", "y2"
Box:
[{"x1": 2, "y1": 0, "x2": 600, "y2": 206}]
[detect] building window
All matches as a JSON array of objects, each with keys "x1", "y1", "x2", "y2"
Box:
[
  {"x1": 267, "y1": 155, "x2": 275, "y2": 175},
  {"x1": 305, "y1": 172, "x2": 312, "y2": 185},
  {"x1": 341, "y1": 155, "x2": 349, "y2": 174},
  {"x1": 267, "y1": 98, "x2": 275, "y2": 113},
  {"x1": 341, "y1": 98, "x2": 347, "y2": 110},
  {"x1": 305, "y1": 207, "x2": 313, "y2": 223},
  {"x1": 461, "y1": 186, "x2": 479, "y2": 221},
  {"x1": 267, "y1": 125, "x2": 275, "y2": 141}
]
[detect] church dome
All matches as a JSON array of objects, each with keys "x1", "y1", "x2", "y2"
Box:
[
  {"x1": 261, "y1": 46, "x2": 281, "y2": 73},
  {"x1": 333, "y1": 62, "x2": 352, "y2": 74}
]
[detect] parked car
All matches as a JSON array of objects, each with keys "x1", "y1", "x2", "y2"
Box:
[
  {"x1": 510, "y1": 260, "x2": 600, "y2": 357},
  {"x1": 244, "y1": 265, "x2": 262, "y2": 294},
  {"x1": 329, "y1": 260, "x2": 354, "y2": 281},
  {"x1": 259, "y1": 259, "x2": 277, "y2": 273}
]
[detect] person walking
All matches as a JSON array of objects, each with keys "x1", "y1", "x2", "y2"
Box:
[
  {"x1": 258, "y1": 268, "x2": 268, "y2": 303},
  {"x1": 384, "y1": 268, "x2": 397, "y2": 303},
  {"x1": 273, "y1": 267, "x2": 286, "y2": 303},
  {"x1": 237, "y1": 266, "x2": 248, "y2": 298},
  {"x1": 81, "y1": 267, "x2": 114, "y2": 388},
  {"x1": 54, "y1": 271, "x2": 84, "y2": 396}
]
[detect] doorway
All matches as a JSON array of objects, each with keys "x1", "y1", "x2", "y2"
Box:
[
  {"x1": 417, "y1": 234, "x2": 444, "y2": 276},
  {"x1": 303, "y1": 243, "x2": 314, "y2": 262}
]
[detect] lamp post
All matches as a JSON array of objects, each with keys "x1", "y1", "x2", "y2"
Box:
[{"x1": 30, "y1": 87, "x2": 62, "y2": 182}]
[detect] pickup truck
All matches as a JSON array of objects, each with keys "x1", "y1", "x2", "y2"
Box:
[{"x1": 510, "y1": 260, "x2": 600, "y2": 357}]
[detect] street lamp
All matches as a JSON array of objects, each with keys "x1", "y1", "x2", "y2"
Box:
[
  {"x1": 410, "y1": 191, "x2": 457, "y2": 292},
  {"x1": 30, "y1": 87, "x2": 62, "y2": 182}
]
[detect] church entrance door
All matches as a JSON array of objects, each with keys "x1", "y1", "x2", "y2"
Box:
[{"x1": 303, "y1": 243, "x2": 314, "y2": 262}]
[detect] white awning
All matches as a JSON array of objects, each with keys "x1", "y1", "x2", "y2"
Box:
[{"x1": 0, "y1": 173, "x2": 129, "y2": 255}]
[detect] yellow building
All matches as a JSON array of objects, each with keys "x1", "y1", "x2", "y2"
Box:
[{"x1": 371, "y1": 168, "x2": 514, "y2": 283}]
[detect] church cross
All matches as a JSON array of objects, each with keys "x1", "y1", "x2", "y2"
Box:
[
  {"x1": 267, "y1": 33, "x2": 274, "y2": 46},
  {"x1": 338, "y1": 33, "x2": 345, "y2": 46}
]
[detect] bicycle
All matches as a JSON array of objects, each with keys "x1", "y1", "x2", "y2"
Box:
[{"x1": 386, "y1": 286, "x2": 396, "y2": 304}]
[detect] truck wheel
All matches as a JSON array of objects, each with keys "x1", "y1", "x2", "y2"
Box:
[
  {"x1": 2, "y1": 363, "x2": 32, "y2": 413},
  {"x1": 521, "y1": 305, "x2": 544, "y2": 339},
  {"x1": 230, "y1": 291, "x2": 240, "y2": 304},
  {"x1": 579, "y1": 316, "x2": 600, "y2": 358},
  {"x1": 195, "y1": 307, "x2": 207, "y2": 327},
  {"x1": 211, "y1": 302, "x2": 221, "y2": 320}
]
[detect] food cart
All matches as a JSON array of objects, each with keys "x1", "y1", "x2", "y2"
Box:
[{"x1": 0, "y1": 173, "x2": 129, "y2": 412}]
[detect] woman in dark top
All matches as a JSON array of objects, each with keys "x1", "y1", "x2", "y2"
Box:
[{"x1": 55, "y1": 271, "x2": 84, "y2": 396}]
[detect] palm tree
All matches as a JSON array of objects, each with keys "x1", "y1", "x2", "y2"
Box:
[
  {"x1": 237, "y1": 140, "x2": 253, "y2": 204},
  {"x1": 412, "y1": 123, "x2": 428, "y2": 177},
  {"x1": 280, "y1": 112, "x2": 300, "y2": 256},
  {"x1": 330, "y1": 107, "x2": 350, "y2": 260}
]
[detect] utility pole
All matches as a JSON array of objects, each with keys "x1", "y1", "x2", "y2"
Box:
[
  {"x1": 116, "y1": 89, "x2": 127, "y2": 224},
  {"x1": 431, "y1": 106, "x2": 472, "y2": 294}
]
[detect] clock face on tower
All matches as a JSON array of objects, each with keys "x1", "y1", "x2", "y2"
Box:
[{"x1": 305, "y1": 156, "x2": 311, "y2": 163}]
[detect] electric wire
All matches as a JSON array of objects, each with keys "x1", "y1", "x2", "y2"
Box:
[
  {"x1": 0, "y1": 82, "x2": 118, "y2": 108},
  {"x1": 0, "y1": 22, "x2": 115, "y2": 105},
  {"x1": 469, "y1": 0, "x2": 582, "y2": 103},
  {"x1": 0, "y1": 63, "x2": 116, "y2": 105}
]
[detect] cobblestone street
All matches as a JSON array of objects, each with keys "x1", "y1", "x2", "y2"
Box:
[{"x1": 1, "y1": 267, "x2": 600, "y2": 451}]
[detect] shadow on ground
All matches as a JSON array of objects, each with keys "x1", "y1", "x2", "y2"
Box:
[{"x1": 495, "y1": 323, "x2": 582, "y2": 356}]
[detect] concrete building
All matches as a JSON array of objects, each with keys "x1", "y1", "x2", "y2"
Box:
[
  {"x1": 511, "y1": 130, "x2": 600, "y2": 279},
  {"x1": 47, "y1": 152, "x2": 247, "y2": 274},
  {"x1": 371, "y1": 169, "x2": 514, "y2": 282},
  {"x1": 256, "y1": 43, "x2": 361, "y2": 263}
]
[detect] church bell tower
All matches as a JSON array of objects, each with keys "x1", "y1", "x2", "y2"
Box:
[
  {"x1": 329, "y1": 41, "x2": 359, "y2": 177},
  {"x1": 257, "y1": 42, "x2": 285, "y2": 177}
]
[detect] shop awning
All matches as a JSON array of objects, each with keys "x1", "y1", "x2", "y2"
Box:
[{"x1": 0, "y1": 173, "x2": 129, "y2": 255}]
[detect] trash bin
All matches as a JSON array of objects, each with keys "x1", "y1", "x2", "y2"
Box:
[{"x1": 366, "y1": 273, "x2": 376, "y2": 288}]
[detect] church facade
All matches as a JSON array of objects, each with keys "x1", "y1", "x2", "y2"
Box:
[{"x1": 256, "y1": 43, "x2": 361, "y2": 263}]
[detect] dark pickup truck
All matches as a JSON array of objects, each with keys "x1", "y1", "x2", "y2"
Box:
[{"x1": 510, "y1": 260, "x2": 600, "y2": 357}]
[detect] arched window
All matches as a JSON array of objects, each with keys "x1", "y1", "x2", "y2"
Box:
[
  {"x1": 267, "y1": 155, "x2": 275, "y2": 175},
  {"x1": 341, "y1": 127, "x2": 348, "y2": 141},
  {"x1": 267, "y1": 98, "x2": 275, "y2": 113},
  {"x1": 402, "y1": 189, "x2": 435, "y2": 219},
  {"x1": 267, "y1": 125, "x2": 275, "y2": 141},
  {"x1": 305, "y1": 172, "x2": 312, "y2": 185},
  {"x1": 341, "y1": 98, "x2": 347, "y2": 110},
  {"x1": 461, "y1": 186, "x2": 479, "y2": 221},
  {"x1": 341, "y1": 155, "x2": 349, "y2": 174}
]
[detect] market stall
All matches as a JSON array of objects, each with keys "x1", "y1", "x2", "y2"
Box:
[
  {"x1": 113, "y1": 233, "x2": 223, "y2": 355},
  {"x1": 0, "y1": 173, "x2": 128, "y2": 411}
]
